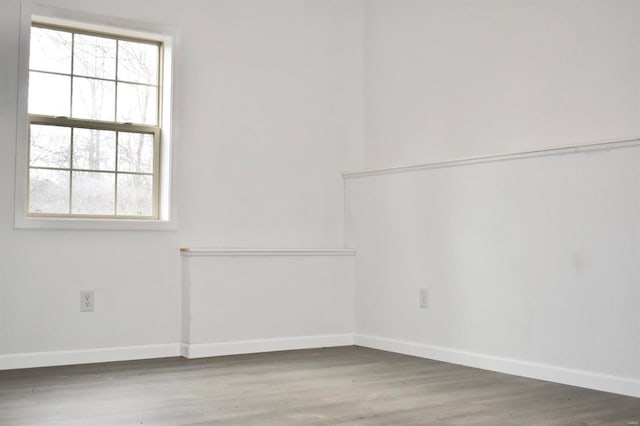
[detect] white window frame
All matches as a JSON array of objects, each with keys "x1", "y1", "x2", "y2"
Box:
[{"x1": 14, "y1": 2, "x2": 178, "y2": 230}]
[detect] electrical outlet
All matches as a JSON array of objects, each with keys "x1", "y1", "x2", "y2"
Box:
[
  {"x1": 419, "y1": 288, "x2": 429, "y2": 308},
  {"x1": 80, "y1": 291, "x2": 94, "y2": 312}
]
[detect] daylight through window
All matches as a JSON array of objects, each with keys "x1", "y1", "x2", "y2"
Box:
[{"x1": 27, "y1": 23, "x2": 162, "y2": 218}]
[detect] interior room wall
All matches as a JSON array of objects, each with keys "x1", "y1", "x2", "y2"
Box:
[
  {"x1": 363, "y1": 0, "x2": 640, "y2": 169},
  {"x1": 182, "y1": 251, "x2": 356, "y2": 358},
  {"x1": 2, "y1": 0, "x2": 639, "y2": 398},
  {"x1": 346, "y1": 146, "x2": 640, "y2": 395},
  {"x1": 350, "y1": 0, "x2": 640, "y2": 396},
  {"x1": 0, "y1": 0, "x2": 364, "y2": 363}
]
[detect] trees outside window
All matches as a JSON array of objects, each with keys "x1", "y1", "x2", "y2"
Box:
[{"x1": 27, "y1": 24, "x2": 162, "y2": 219}]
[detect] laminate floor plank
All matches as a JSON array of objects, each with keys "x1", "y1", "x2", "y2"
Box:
[{"x1": 0, "y1": 346, "x2": 638, "y2": 425}]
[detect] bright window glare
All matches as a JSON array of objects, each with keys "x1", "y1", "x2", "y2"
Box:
[
  {"x1": 26, "y1": 22, "x2": 163, "y2": 220},
  {"x1": 29, "y1": 169, "x2": 70, "y2": 214},
  {"x1": 71, "y1": 171, "x2": 115, "y2": 214},
  {"x1": 72, "y1": 77, "x2": 116, "y2": 121},
  {"x1": 117, "y1": 174, "x2": 153, "y2": 216},
  {"x1": 118, "y1": 132, "x2": 154, "y2": 173},
  {"x1": 29, "y1": 27, "x2": 72, "y2": 74},
  {"x1": 117, "y1": 82, "x2": 158, "y2": 125},
  {"x1": 72, "y1": 128, "x2": 116, "y2": 171},
  {"x1": 29, "y1": 124, "x2": 71, "y2": 168},
  {"x1": 73, "y1": 34, "x2": 116, "y2": 79},
  {"x1": 118, "y1": 41, "x2": 159, "y2": 84},
  {"x1": 28, "y1": 72, "x2": 70, "y2": 116}
]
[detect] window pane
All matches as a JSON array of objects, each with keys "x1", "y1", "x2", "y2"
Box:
[
  {"x1": 71, "y1": 171, "x2": 115, "y2": 215},
  {"x1": 117, "y1": 174, "x2": 153, "y2": 216},
  {"x1": 30, "y1": 27, "x2": 72, "y2": 74},
  {"x1": 73, "y1": 34, "x2": 116, "y2": 79},
  {"x1": 29, "y1": 169, "x2": 70, "y2": 214},
  {"x1": 73, "y1": 128, "x2": 116, "y2": 171},
  {"x1": 116, "y1": 83, "x2": 157, "y2": 125},
  {"x1": 72, "y1": 77, "x2": 115, "y2": 121},
  {"x1": 117, "y1": 41, "x2": 158, "y2": 84},
  {"x1": 28, "y1": 72, "x2": 71, "y2": 116},
  {"x1": 25, "y1": 26, "x2": 165, "y2": 222},
  {"x1": 118, "y1": 132, "x2": 154, "y2": 173},
  {"x1": 30, "y1": 124, "x2": 71, "y2": 168}
]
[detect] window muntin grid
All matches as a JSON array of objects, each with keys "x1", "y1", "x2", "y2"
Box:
[{"x1": 27, "y1": 23, "x2": 162, "y2": 219}]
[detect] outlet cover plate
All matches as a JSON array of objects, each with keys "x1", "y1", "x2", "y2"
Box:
[
  {"x1": 80, "y1": 290, "x2": 94, "y2": 312},
  {"x1": 420, "y1": 288, "x2": 429, "y2": 308}
]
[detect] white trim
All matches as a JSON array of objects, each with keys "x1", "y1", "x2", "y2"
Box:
[
  {"x1": 354, "y1": 334, "x2": 640, "y2": 398},
  {"x1": 15, "y1": 217, "x2": 178, "y2": 230},
  {"x1": 180, "y1": 256, "x2": 192, "y2": 345},
  {"x1": 343, "y1": 136, "x2": 640, "y2": 179},
  {"x1": 32, "y1": 11, "x2": 170, "y2": 42},
  {"x1": 182, "y1": 334, "x2": 354, "y2": 358},
  {"x1": 5, "y1": 336, "x2": 638, "y2": 399},
  {"x1": 0, "y1": 343, "x2": 181, "y2": 370},
  {"x1": 180, "y1": 248, "x2": 356, "y2": 257},
  {"x1": 14, "y1": 0, "x2": 31, "y2": 230},
  {"x1": 180, "y1": 343, "x2": 190, "y2": 358},
  {"x1": 14, "y1": 1, "x2": 179, "y2": 230}
]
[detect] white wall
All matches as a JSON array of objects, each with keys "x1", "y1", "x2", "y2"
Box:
[
  {"x1": 182, "y1": 251, "x2": 355, "y2": 357},
  {"x1": 0, "y1": 0, "x2": 363, "y2": 362},
  {"x1": 347, "y1": 146, "x2": 640, "y2": 393},
  {"x1": 350, "y1": 0, "x2": 640, "y2": 396},
  {"x1": 176, "y1": 0, "x2": 364, "y2": 247},
  {"x1": 364, "y1": 0, "x2": 640, "y2": 169},
  {"x1": 3, "y1": 0, "x2": 639, "y2": 398}
]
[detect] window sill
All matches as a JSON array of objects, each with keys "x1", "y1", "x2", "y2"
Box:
[{"x1": 14, "y1": 215, "x2": 177, "y2": 231}]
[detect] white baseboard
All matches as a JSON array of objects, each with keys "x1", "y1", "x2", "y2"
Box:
[
  {"x1": 0, "y1": 343, "x2": 181, "y2": 370},
  {"x1": 354, "y1": 334, "x2": 640, "y2": 398},
  {"x1": 180, "y1": 342, "x2": 190, "y2": 358},
  {"x1": 5, "y1": 335, "x2": 637, "y2": 399},
  {"x1": 0, "y1": 335, "x2": 353, "y2": 370},
  {"x1": 183, "y1": 334, "x2": 354, "y2": 358}
]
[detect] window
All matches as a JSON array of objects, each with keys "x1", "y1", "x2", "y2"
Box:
[
  {"x1": 15, "y1": 7, "x2": 176, "y2": 229},
  {"x1": 28, "y1": 24, "x2": 162, "y2": 218}
]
